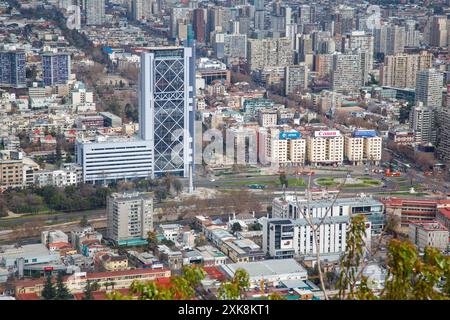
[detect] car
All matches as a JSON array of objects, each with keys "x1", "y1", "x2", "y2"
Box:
[{"x1": 209, "y1": 178, "x2": 216, "y2": 182}]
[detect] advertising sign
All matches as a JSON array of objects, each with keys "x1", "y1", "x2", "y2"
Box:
[
  {"x1": 314, "y1": 130, "x2": 341, "y2": 137},
  {"x1": 280, "y1": 239, "x2": 293, "y2": 249},
  {"x1": 279, "y1": 131, "x2": 301, "y2": 140},
  {"x1": 353, "y1": 130, "x2": 377, "y2": 138}
]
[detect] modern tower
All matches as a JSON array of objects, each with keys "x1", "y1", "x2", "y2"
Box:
[
  {"x1": 415, "y1": 69, "x2": 444, "y2": 109},
  {"x1": 139, "y1": 46, "x2": 195, "y2": 178},
  {"x1": 0, "y1": 50, "x2": 26, "y2": 88},
  {"x1": 42, "y1": 53, "x2": 71, "y2": 86}
]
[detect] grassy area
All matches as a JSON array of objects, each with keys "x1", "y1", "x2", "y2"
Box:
[
  {"x1": 316, "y1": 177, "x2": 382, "y2": 188},
  {"x1": 223, "y1": 178, "x2": 305, "y2": 188}
]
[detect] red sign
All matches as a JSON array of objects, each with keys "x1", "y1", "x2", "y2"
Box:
[
  {"x1": 315, "y1": 130, "x2": 341, "y2": 137},
  {"x1": 44, "y1": 267, "x2": 54, "y2": 271}
]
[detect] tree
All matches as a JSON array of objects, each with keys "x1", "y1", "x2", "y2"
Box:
[
  {"x1": 55, "y1": 272, "x2": 72, "y2": 300},
  {"x1": 231, "y1": 222, "x2": 242, "y2": 233},
  {"x1": 218, "y1": 268, "x2": 250, "y2": 300},
  {"x1": 82, "y1": 280, "x2": 94, "y2": 300},
  {"x1": 172, "y1": 178, "x2": 183, "y2": 195},
  {"x1": 279, "y1": 173, "x2": 288, "y2": 188},
  {"x1": 79, "y1": 215, "x2": 89, "y2": 227},
  {"x1": 41, "y1": 274, "x2": 56, "y2": 300},
  {"x1": 337, "y1": 215, "x2": 374, "y2": 300},
  {"x1": 147, "y1": 231, "x2": 159, "y2": 251}
]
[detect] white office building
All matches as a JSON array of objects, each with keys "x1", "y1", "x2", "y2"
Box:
[{"x1": 75, "y1": 135, "x2": 153, "y2": 184}]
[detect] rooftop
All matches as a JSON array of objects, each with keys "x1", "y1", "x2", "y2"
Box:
[{"x1": 221, "y1": 259, "x2": 307, "y2": 279}]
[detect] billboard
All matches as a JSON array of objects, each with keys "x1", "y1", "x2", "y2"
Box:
[
  {"x1": 353, "y1": 130, "x2": 377, "y2": 138},
  {"x1": 314, "y1": 130, "x2": 341, "y2": 137},
  {"x1": 280, "y1": 239, "x2": 293, "y2": 249},
  {"x1": 279, "y1": 131, "x2": 301, "y2": 140}
]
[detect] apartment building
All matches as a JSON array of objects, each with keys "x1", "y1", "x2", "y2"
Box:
[
  {"x1": 0, "y1": 150, "x2": 24, "y2": 190},
  {"x1": 106, "y1": 192, "x2": 153, "y2": 245},
  {"x1": 247, "y1": 38, "x2": 294, "y2": 71},
  {"x1": 380, "y1": 52, "x2": 433, "y2": 89},
  {"x1": 284, "y1": 63, "x2": 309, "y2": 95},
  {"x1": 258, "y1": 109, "x2": 278, "y2": 127},
  {"x1": 344, "y1": 130, "x2": 382, "y2": 165},
  {"x1": 258, "y1": 128, "x2": 306, "y2": 168},
  {"x1": 307, "y1": 130, "x2": 344, "y2": 165}
]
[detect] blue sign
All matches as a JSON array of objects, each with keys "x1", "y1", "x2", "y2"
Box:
[
  {"x1": 353, "y1": 130, "x2": 377, "y2": 138},
  {"x1": 279, "y1": 131, "x2": 301, "y2": 139}
]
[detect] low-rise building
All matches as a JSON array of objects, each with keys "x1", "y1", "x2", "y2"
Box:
[
  {"x1": 220, "y1": 259, "x2": 308, "y2": 288},
  {"x1": 409, "y1": 221, "x2": 449, "y2": 251}
]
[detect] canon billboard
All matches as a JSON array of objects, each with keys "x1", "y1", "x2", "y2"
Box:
[{"x1": 314, "y1": 130, "x2": 341, "y2": 137}]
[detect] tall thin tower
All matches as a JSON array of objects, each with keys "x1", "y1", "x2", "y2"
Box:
[{"x1": 139, "y1": 46, "x2": 195, "y2": 179}]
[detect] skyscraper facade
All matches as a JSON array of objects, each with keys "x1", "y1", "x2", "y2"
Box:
[
  {"x1": 85, "y1": 0, "x2": 105, "y2": 25},
  {"x1": 0, "y1": 50, "x2": 26, "y2": 88},
  {"x1": 415, "y1": 69, "x2": 444, "y2": 109},
  {"x1": 193, "y1": 8, "x2": 206, "y2": 44},
  {"x1": 42, "y1": 53, "x2": 71, "y2": 86},
  {"x1": 139, "y1": 46, "x2": 195, "y2": 177},
  {"x1": 331, "y1": 52, "x2": 361, "y2": 94}
]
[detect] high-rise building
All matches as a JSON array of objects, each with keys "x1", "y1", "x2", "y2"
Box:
[
  {"x1": 410, "y1": 103, "x2": 437, "y2": 145},
  {"x1": 284, "y1": 63, "x2": 309, "y2": 95},
  {"x1": 415, "y1": 69, "x2": 444, "y2": 109},
  {"x1": 139, "y1": 46, "x2": 195, "y2": 177},
  {"x1": 380, "y1": 51, "x2": 433, "y2": 89},
  {"x1": 223, "y1": 33, "x2": 247, "y2": 61},
  {"x1": 107, "y1": 192, "x2": 154, "y2": 245},
  {"x1": 331, "y1": 52, "x2": 361, "y2": 94},
  {"x1": 344, "y1": 130, "x2": 382, "y2": 165},
  {"x1": 436, "y1": 108, "x2": 450, "y2": 163},
  {"x1": 405, "y1": 20, "x2": 420, "y2": 47},
  {"x1": 307, "y1": 130, "x2": 344, "y2": 165},
  {"x1": 247, "y1": 38, "x2": 293, "y2": 71},
  {"x1": 298, "y1": 4, "x2": 314, "y2": 25},
  {"x1": 386, "y1": 25, "x2": 406, "y2": 55},
  {"x1": 341, "y1": 31, "x2": 374, "y2": 84},
  {"x1": 425, "y1": 16, "x2": 447, "y2": 48},
  {"x1": 42, "y1": 53, "x2": 71, "y2": 86},
  {"x1": 0, "y1": 50, "x2": 26, "y2": 88},
  {"x1": 131, "y1": 0, "x2": 153, "y2": 22},
  {"x1": 85, "y1": 0, "x2": 105, "y2": 25},
  {"x1": 193, "y1": 8, "x2": 206, "y2": 44}
]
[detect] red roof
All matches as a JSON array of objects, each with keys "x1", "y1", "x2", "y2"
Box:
[
  {"x1": 203, "y1": 266, "x2": 226, "y2": 281},
  {"x1": 438, "y1": 207, "x2": 450, "y2": 220},
  {"x1": 49, "y1": 242, "x2": 72, "y2": 249},
  {"x1": 16, "y1": 293, "x2": 40, "y2": 300}
]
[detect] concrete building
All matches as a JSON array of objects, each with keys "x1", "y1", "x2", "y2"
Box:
[
  {"x1": 139, "y1": 46, "x2": 195, "y2": 178},
  {"x1": 341, "y1": 31, "x2": 374, "y2": 84},
  {"x1": 257, "y1": 109, "x2": 278, "y2": 127},
  {"x1": 34, "y1": 169, "x2": 80, "y2": 187},
  {"x1": 85, "y1": 0, "x2": 105, "y2": 25},
  {"x1": 131, "y1": 0, "x2": 153, "y2": 22},
  {"x1": 415, "y1": 69, "x2": 444, "y2": 109},
  {"x1": 42, "y1": 53, "x2": 71, "y2": 86},
  {"x1": 409, "y1": 221, "x2": 449, "y2": 251},
  {"x1": 380, "y1": 52, "x2": 433, "y2": 89},
  {"x1": 220, "y1": 259, "x2": 308, "y2": 288},
  {"x1": 307, "y1": 130, "x2": 344, "y2": 165},
  {"x1": 223, "y1": 33, "x2": 247, "y2": 61},
  {"x1": 284, "y1": 63, "x2": 309, "y2": 96},
  {"x1": 0, "y1": 150, "x2": 24, "y2": 190},
  {"x1": 106, "y1": 192, "x2": 153, "y2": 245},
  {"x1": 410, "y1": 103, "x2": 437, "y2": 145},
  {"x1": 0, "y1": 50, "x2": 26, "y2": 88},
  {"x1": 247, "y1": 38, "x2": 293, "y2": 71},
  {"x1": 258, "y1": 128, "x2": 305, "y2": 167},
  {"x1": 436, "y1": 109, "x2": 450, "y2": 163},
  {"x1": 75, "y1": 136, "x2": 153, "y2": 183},
  {"x1": 425, "y1": 16, "x2": 447, "y2": 48},
  {"x1": 272, "y1": 195, "x2": 385, "y2": 236},
  {"x1": 344, "y1": 130, "x2": 382, "y2": 165},
  {"x1": 331, "y1": 52, "x2": 361, "y2": 94},
  {"x1": 386, "y1": 25, "x2": 406, "y2": 55}
]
